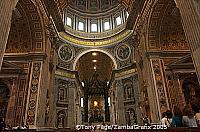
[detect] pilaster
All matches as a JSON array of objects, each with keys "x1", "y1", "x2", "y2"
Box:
[
  {"x1": 116, "y1": 80, "x2": 126, "y2": 125},
  {"x1": 175, "y1": 0, "x2": 200, "y2": 83},
  {"x1": 144, "y1": 58, "x2": 160, "y2": 123},
  {"x1": 67, "y1": 81, "x2": 76, "y2": 128},
  {"x1": 0, "y1": 0, "x2": 18, "y2": 70},
  {"x1": 25, "y1": 61, "x2": 43, "y2": 129},
  {"x1": 150, "y1": 58, "x2": 169, "y2": 119}
]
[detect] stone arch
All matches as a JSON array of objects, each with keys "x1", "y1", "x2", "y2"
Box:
[
  {"x1": 6, "y1": 0, "x2": 45, "y2": 53},
  {"x1": 73, "y1": 49, "x2": 118, "y2": 70},
  {"x1": 147, "y1": 0, "x2": 188, "y2": 50}
]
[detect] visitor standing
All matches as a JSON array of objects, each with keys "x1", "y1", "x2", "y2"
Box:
[
  {"x1": 172, "y1": 107, "x2": 183, "y2": 127},
  {"x1": 182, "y1": 106, "x2": 197, "y2": 127}
]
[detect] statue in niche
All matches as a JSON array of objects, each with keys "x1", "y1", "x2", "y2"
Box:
[
  {"x1": 57, "y1": 111, "x2": 66, "y2": 128},
  {"x1": 58, "y1": 89, "x2": 64, "y2": 101},
  {"x1": 125, "y1": 86, "x2": 131, "y2": 99},
  {"x1": 123, "y1": 79, "x2": 134, "y2": 100},
  {"x1": 126, "y1": 108, "x2": 137, "y2": 125}
]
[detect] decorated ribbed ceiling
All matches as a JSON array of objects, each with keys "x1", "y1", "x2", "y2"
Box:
[
  {"x1": 62, "y1": 0, "x2": 130, "y2": 41},
  {"x1": 69, "y1": 0, "x2": 119, "y2": 14}
]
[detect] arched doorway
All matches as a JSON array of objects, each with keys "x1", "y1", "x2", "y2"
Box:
[
  {"x1": 76, "y1": 51, "x2": 115, "y2": 123},
  {"x1": 0, "y1": 81, "x2": 10, "y2": 122}
]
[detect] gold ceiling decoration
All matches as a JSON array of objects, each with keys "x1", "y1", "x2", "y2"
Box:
[{"x1": 59, "y1": 30, "x2": 132, "y2": 46}]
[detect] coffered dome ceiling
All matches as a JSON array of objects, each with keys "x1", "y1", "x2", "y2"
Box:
[
  {"x1": 60, "y1": 0, "x2": 132, "y2": 46},
  {"x1": 69, "y1": 0, "x2": 119, "y2": 14}
]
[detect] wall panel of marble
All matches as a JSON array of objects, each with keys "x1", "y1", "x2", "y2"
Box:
[
  {"x1": 0, "y1": 61, "x2": 33, "y2": 127},
  {"x1": 54, "y1": 76, "x2": 76, "y2": 128},
  {"x1": 115, "y1": 73, "x2": 141, "y2": 125}
]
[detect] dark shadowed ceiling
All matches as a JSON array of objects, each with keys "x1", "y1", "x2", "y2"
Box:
[
  {"x1": 69, "y1": 0, "x2": 119, "y2": 14},
  {"x1": 76, "y1": 51, "x2": 114, "y2": 82}
]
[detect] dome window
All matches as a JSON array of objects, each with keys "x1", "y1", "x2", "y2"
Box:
[
  {"x1": 78, "y1": 21, "x2": 84, "y2": 31},
  {"x1": 91, "y1": 23, "x2": 97, "y2": 32},
  {"x1": 66, "y1": 17, "x2": 72, "y2": 27},
  {"x1": 116, "y1": 16, "x2": 122, "y2": 26},
  {"x1": 104, "y1": 21, "x2": 110, "y2": 30}
]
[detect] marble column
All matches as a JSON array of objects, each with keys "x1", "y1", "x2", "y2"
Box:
[
  {"x1": 0, "y1": 0, "x2": 18, "y2": 70},
  {"x1": 175, "y1": 0, "x2": 200, "y2": 83}
]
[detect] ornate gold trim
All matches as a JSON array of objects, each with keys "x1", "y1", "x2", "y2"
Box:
[
  {"x1": 115, "y1": 68, "x2": 137, "y2": 78},
  {"x1": 55, "y1": 70, "x2": 76, "y2": 79},
  {"x1": 59, "y1": 30, "x2": 133, "y2": 46}
]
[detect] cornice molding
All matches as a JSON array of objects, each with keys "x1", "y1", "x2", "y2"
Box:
[
  {"x1": 3, "y1": 52, "x2": 47, "y2": 61},
  {"x1": 146, "y1": 51, "x2": 190, "y2": 58},
  {"x1": 59, "y1": 29, "x2": 133, "y2": 47}
]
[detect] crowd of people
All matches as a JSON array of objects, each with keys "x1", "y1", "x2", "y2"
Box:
[
  {"x1": 0, "y1": 118, "x2": 29, "y2": 131},
  {"x1": 160, "y1": 105, "x2": 200, "y2": 127}
]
